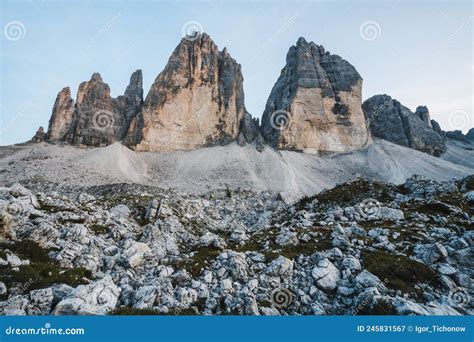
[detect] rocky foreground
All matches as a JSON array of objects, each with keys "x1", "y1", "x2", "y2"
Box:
[{"x1": 0, "y1": 175, "x2": 472, "y2": 316}]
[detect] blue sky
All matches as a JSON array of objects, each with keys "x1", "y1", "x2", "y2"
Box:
[{"x1": 0, "y1": 0, "x2": 472, "y2": 145}]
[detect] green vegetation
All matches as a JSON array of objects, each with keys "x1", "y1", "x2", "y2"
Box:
[
  {"x1": 0, "y1": 240, "x2": 92, "y2": 297},
  {"x1": 175, "y1": 246, "x2": 222, "y2": 277},
  {"x1": 362, "y1": 250, "x2": 439, "y2": 299},
  {"x1": 38, "y1": 201, "x2": 74, "y2": 213},
  {"x1": 316, "y1": 179, "x2": 398, "y2": 206},
  {"x1": 111, "y1": 307, "x2": 162, "y2": 315},
  {"x1": 270, "y1": 227, "x2": 332, "y2": 260},
  {"x1": 90, "y1": 224, "x2": 109, "y2": 235}
]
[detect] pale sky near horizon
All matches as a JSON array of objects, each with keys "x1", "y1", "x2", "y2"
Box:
[{"x1": 0, "y1": 0, "x2": 473, "y2": 145}]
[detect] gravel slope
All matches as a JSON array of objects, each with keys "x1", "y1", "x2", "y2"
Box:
[{"x1": 0, "y1": 139, "x2": 472, "y2": 195}]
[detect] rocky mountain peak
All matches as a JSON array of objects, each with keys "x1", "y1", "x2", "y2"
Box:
[
  {"x1": 124, "y1": 69, "x2": 143, "y2": 106},
  {"x1": 415, "y1": 106, "x2": 432, "y2": 128},
  {"x1": 261, "y1": 38, "x2": 370, "y2": 153},
  {"x1": 90, "y1": 72, "x2": 103, "y2": 82},
  {"x1": 45, "y1": 70, "x2": 143, "y2": 147},
  {"x1": 126, "y1": 32, "x2": 246, "y2": 152},
  {"x1": 76, "y1": 72, "x2": 111, "y2": 106},
  {"x1": 362, "y1": 95, "x2": 446, "y2": 156},
  {"x1": 46, "y1": 87, "x2": 75, "y2": 141},
  {"x1": 296, "y1": 36, "x2": 307, "y2": 45}
]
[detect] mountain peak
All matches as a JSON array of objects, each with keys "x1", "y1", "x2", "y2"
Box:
[
  {"x1": 90, "y1": 72, "x2": 103, "y2": 82},
  {"x1": 261, "y1": 40, "x2": 370, "y2": 153},
  {"x1": 296, "y1": 36, "x2": 308, "y2": 46},
  {"x1": 125, "y1": 33, "x2": 246, "y2": 152}
]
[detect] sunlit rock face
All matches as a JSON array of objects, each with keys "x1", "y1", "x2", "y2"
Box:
[
  {"x1": 125, "y1": 33, "x2": 246, "y2": 152},
  {"x1": 261, "y1": 37, "x2": 371, "y2": 154},
  {"x1": 46, "y1": 87, "x2": 75, "y2": 141}
]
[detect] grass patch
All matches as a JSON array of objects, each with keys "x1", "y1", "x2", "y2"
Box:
[
  {"x1": 38, "y1": 200, "x2": 74, "y2": 214},
  {"x1": 362, "y1": 250, "x2": 439, "y2": 300},
  {"x1": 417, "y1": 202, "x2": 454, "y2": 216},
  {"x1": 279, "y1": 231, "x2": 331, "y2": 260},
  {"x1": 459, "y1": 175, "x2": 474, "y2": 191},
  {"x1": 175, "y1": 246, "x2": 222, "y2": 278},
  {"x1": 90, "y1": 224, "x2": 109, "y2": 235},
  {"x1": 316, "y1": 179, "x2": 398, "y2": 206},
  {"x1": 111, "y1": 307, "x2": 161, "y2": 315},
  {"x1": 233, "y1": 240, "x2": 261, "y2": 253},
  {"x1": 0, "y1": 240, "x2": 92, "y2": 295}
]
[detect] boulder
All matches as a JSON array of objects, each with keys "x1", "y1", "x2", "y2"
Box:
[
  {"x1": 311, "y1": 258, "x2": 340, "y2": 291},
  {"x1": 30, "y1": 126, "x2": 46, "y2": 143},
  {"x1": 266, "y1": 256, "x2": 294, "y2": 277},
  {"x1": 53, "y1": 276, "x2": 121, "y2": 315}
]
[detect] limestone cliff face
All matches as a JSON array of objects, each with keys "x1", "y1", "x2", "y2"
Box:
[
  {"x1": 362, "y1": 95, "x2": 446, "y2": 156},
  {"x1": 260, "y1": 38, "x2": 371, "y2": 153},
  {"x1": 46, "y1": 87, "x2": 75, "y2": 141},
  {"x1": 125, "y1": 33, "x2": 246, "y2": 152},
  {"x1": 46, "y1": 70, "x2": 143, "y2": 147}
]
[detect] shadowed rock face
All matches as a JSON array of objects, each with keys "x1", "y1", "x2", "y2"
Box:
[
  {"x1": 125, "y1": 33, "x2": 246, "y2": 152},
  {"x1": 46, "y1": 71, "x2": 143, "y2": 147},
  {"x1": 30, "y1": 126, "x2": 46, "y2": 143},
  {"x1": 260, "y1": 37, "x2": 371, "y2": 153},
  {"x1": 236, "y1": 112, "x2": 264, "y2": 151},
  {"x1": 362, "y1": 95, "x2": 446, "y2": 156},
  {"x1": 446, "y1": 128, "x2": 474, "y2": 143}
]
